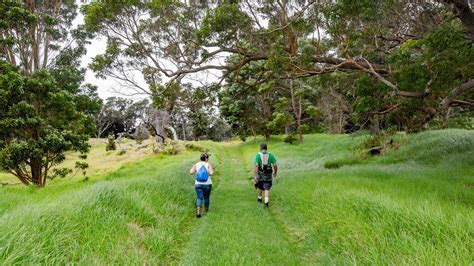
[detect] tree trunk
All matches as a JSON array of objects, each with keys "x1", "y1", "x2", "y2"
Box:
[
  {"x1": 370, "y1": 115, "x2": 381, "y2": 136},
  {"x1": 165, "y1": 125, "x2": 178, "y2": 144},
  {"x1": 11, "y1": 170, "x2": 30, "y2": 186},
  {"x1": 182, "y1": 121, "x2": 186, "y2": 141},
  {"x1": 155, "y1": 134, "x2": 165, "y2": 143},
  {"x1": 30, "y1": 159, "x2": 44, "y2": 187},
  {"x1": 440, "y1": 79, "x2": 474, "y2": 108},
  {"x1": 264, "y1": 131, "x2": 270, "y2": 141},
  {"x1": 443, "y1": 0, "x2": 474, "y2": 40}
]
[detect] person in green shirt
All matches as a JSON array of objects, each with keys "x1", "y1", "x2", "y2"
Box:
[{"x1": 254, "y1": 143, "x2": 278, "y2": 208}]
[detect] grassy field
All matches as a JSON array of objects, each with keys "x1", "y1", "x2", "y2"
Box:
[
  {"x1": 0, "y1": 138, "x2": 156, "y2": 184},
  {"x1": 0, "y1": 129, "x2": 473, "y2": 264}
]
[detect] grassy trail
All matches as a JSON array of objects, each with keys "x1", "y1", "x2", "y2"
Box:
[
  {"x1": 1, "y1": 130, "x2": 473, "y2": 264},
  {"x1": 180, "y1": 143, "x2": 302, "y2": 264}
]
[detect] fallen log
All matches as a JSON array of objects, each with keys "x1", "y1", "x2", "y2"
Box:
[{"x1": 368, "y1": 139, "x2": 394, "y2": 156}]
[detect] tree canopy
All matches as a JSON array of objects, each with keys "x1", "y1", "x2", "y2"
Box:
[
  {"x1": 83, "y1": 0, "x2": 473, "y2": 139},
  {"x1": 0, "y1": 0, "x2": 98, "y2": 186},
  {"x1": 0, "y1": 0, "x2": 473, "y2": 186}
]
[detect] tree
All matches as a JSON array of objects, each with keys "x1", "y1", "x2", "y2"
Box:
[
  {"x1": 0, "y1": 61, "x2": 90, "y2": 187},
  {"x1": 82, "y1": 1, "x2": 209, "y2": 137},
  {"x1": 204, "y1": 1, "x2": 473, "y2": 133},
  {"x1": 0, "y1": 0, "x2": 86, "y2": 74},
  {"x1": 0, "y1": 1, "x2": 98, "y2": 186},
  {"x1": 219, "y1": 60, "x2": 276, "y2": 140},
  {"x1": 208, "y1": 117, "x2": 233, "y2": 141},
  {"x1": 165, "y1": 1, "x2": 474, "y2": 133},
  {"x1": 0, "y1": 0, "x2": 101, "y2": 135},
  {"x1": 95, "y1": 97, "x2": 149, "y2": 138},
  {"x1": 75, "y1": 84, "x2": 103, "y2": 136},
  {"x1": 82, "y1": 1, "x2": 473, "y2": 137}
]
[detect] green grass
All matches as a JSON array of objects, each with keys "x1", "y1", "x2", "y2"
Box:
[
  {"x1": 0, "y1": 129, "x2": 473, "y2": 264},
  {"x1": 0, "y1": 138, "x2": 155, "y2": 184}
]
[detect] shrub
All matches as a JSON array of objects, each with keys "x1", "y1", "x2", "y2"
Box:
[
  {"x1": 106, "y1": 135, "x2": 116, "y2": 151},
  {"x1": 185, "y1": 143, "x2": 205, "y2": 152},
  {"x1": 162, "y1": 145, "x2": 180, "y2": 155},
  {"x1": 284, "y1": 133, "x2": 299, "y2": 144},
  {"x1": 362, "y1": 134, "x2": 389, "y2": 149},
  {"x1": 117, "y1": 148, "x2": 127, "y2": 155}
]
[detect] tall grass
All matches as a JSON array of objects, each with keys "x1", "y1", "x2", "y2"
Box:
[
  {"x1": 0, "y1": 129, "x2": 473, "y2": 264},
  {"x1": 246, "y1": 130, "x2": 474, "y2": 264},
  {"x1": 0, "y1": 154, "x2": 199, "y2": 264}
]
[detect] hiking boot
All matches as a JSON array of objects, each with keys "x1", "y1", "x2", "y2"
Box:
[
  {"x1": 205, "y1": 207, "x2": 209, "y2": 213},
  {"x1": 257, "y1": 198, "x2": 263, "y2": 203},
  {"x1": 196, "y1": 207, "x2": 201, "y2": 218},
  {"x1": 264, "y1": 202, "x2": 269, "y2": 208}
]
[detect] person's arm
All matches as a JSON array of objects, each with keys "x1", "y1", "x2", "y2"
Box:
[
  {"x1": 208, "y1": 163, "x2": 214, "y2": 176},
  {"x1": 254, "y1": 164, "x2": 259, "y2": 182},
  {"x1": 270, "y1": 153, "x2": 278, "y2": 178},
  {"x1": 189, "y1": 164, "x2": 196, "y2": 175},
  {"x1": 254, "y1": 154, "x2": 260, "y2": 182}
]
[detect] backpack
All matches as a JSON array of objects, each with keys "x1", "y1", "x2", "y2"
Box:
[
  {"x1": 258, "y1": 152, "x2": 273, "y2": 180},
  {"x1": 195, "y1": 162, "x2": 209, "y2": 182}
]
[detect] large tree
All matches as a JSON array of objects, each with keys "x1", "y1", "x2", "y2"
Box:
[
  {"x1": 82, "y1": 1, "x2": 213, "y2": 138},
  {"x1": 1, "y1": 0, "x2": 84, "y2": 73},
  {"x1": 83, "y1": 1, "x2": 473, "y2": 137},
  {"x1": 0, "y1": 61, "x2": 90, "y2": 186},
  {"x1": 197, "y1": 1, "x2": 473, "y2": 132},
  {"x1": 0, "y1": 1, "x2": 98, "y2": 186}
]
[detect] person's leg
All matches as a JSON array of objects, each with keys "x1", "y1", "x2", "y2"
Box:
[
  {"x1": 195, "y1": 185, "x2": 204, "y2": 217},
  {"x1": 203, "y1": 185, "x2": 212, "y2": 211},
  {"x1": 257, "y1": 180, "x2": 263, "y2": 202},
  {"x1": 195, "y1": 185, "x2": 204, "y2": 207},
  {"x1": 264, "y1": 189, "x2": 270, "y2": 204},
  {"x1": 263, "y1": 181, "x2": 272, "y2": 207}
]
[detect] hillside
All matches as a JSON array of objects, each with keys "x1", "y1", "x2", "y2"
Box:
[
  {"x1": 0, "y1": 129, "x2": 473, "y2": 264},
  {"x1": 0, "y1": 138, "x2": 155, "y2": 185}
]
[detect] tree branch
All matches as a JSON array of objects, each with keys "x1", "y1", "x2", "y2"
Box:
[{"x1": 441, "y1": 79, "x2": 474, "y2": 108}]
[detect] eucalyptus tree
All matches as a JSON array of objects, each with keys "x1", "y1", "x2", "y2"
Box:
[
  {"x1": 197, "y1": 0, "x2": 473, "y2": 132},
  {"x1": 82, "y1": 1, "x2": 216, "y2": 139},
  {"x1": 83, "y1": 0, "x2": 473, "y2": 136}
]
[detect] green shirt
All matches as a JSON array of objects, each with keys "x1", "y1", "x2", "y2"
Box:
[{"x1": 255, "y1": 151, "x2": 277, "y2": 166}]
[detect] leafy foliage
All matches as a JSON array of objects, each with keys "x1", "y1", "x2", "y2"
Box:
[
  {"x1": 0, "y1": 0, "x2": 99, "y2": 187},
  {"x1": 0, "y1": 61, "x2": 90, "y2": 187},
  {"x1": 82, "y1": 0, "x2": 473, "y2": 139}
]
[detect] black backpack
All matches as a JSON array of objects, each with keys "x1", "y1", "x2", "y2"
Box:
[{"x1": 258, "y1": 152, "x2": 273, "y2": 177}]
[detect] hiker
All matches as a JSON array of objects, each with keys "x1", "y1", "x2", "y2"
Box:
[
  {"x1": 189, "y1": 152, "x2": 214, "y2": 218},
  {"x1": 254, "y1": 143, "x2": 278, "y2": 208}
]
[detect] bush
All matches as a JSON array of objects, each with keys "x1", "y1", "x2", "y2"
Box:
[
  {"x1": 162, "y1": 145, "x2": 180, "y2": 155},
  {"x1": 362, "y1": 134, "x2": 389, "y2": 149},
  {"x1": 284, "y1": 133, "x2": 299, "y2": 144},
  {"x1": 185, "y1": 143, "x2": 205, "y2": 152},
  {"x1": 106, "y1": 135, "x2": 116, "y2": 151}
]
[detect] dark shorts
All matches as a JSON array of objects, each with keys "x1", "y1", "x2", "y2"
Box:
[{"x1": 257, "y1": 181, "x2": 272, "y2": 190}]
